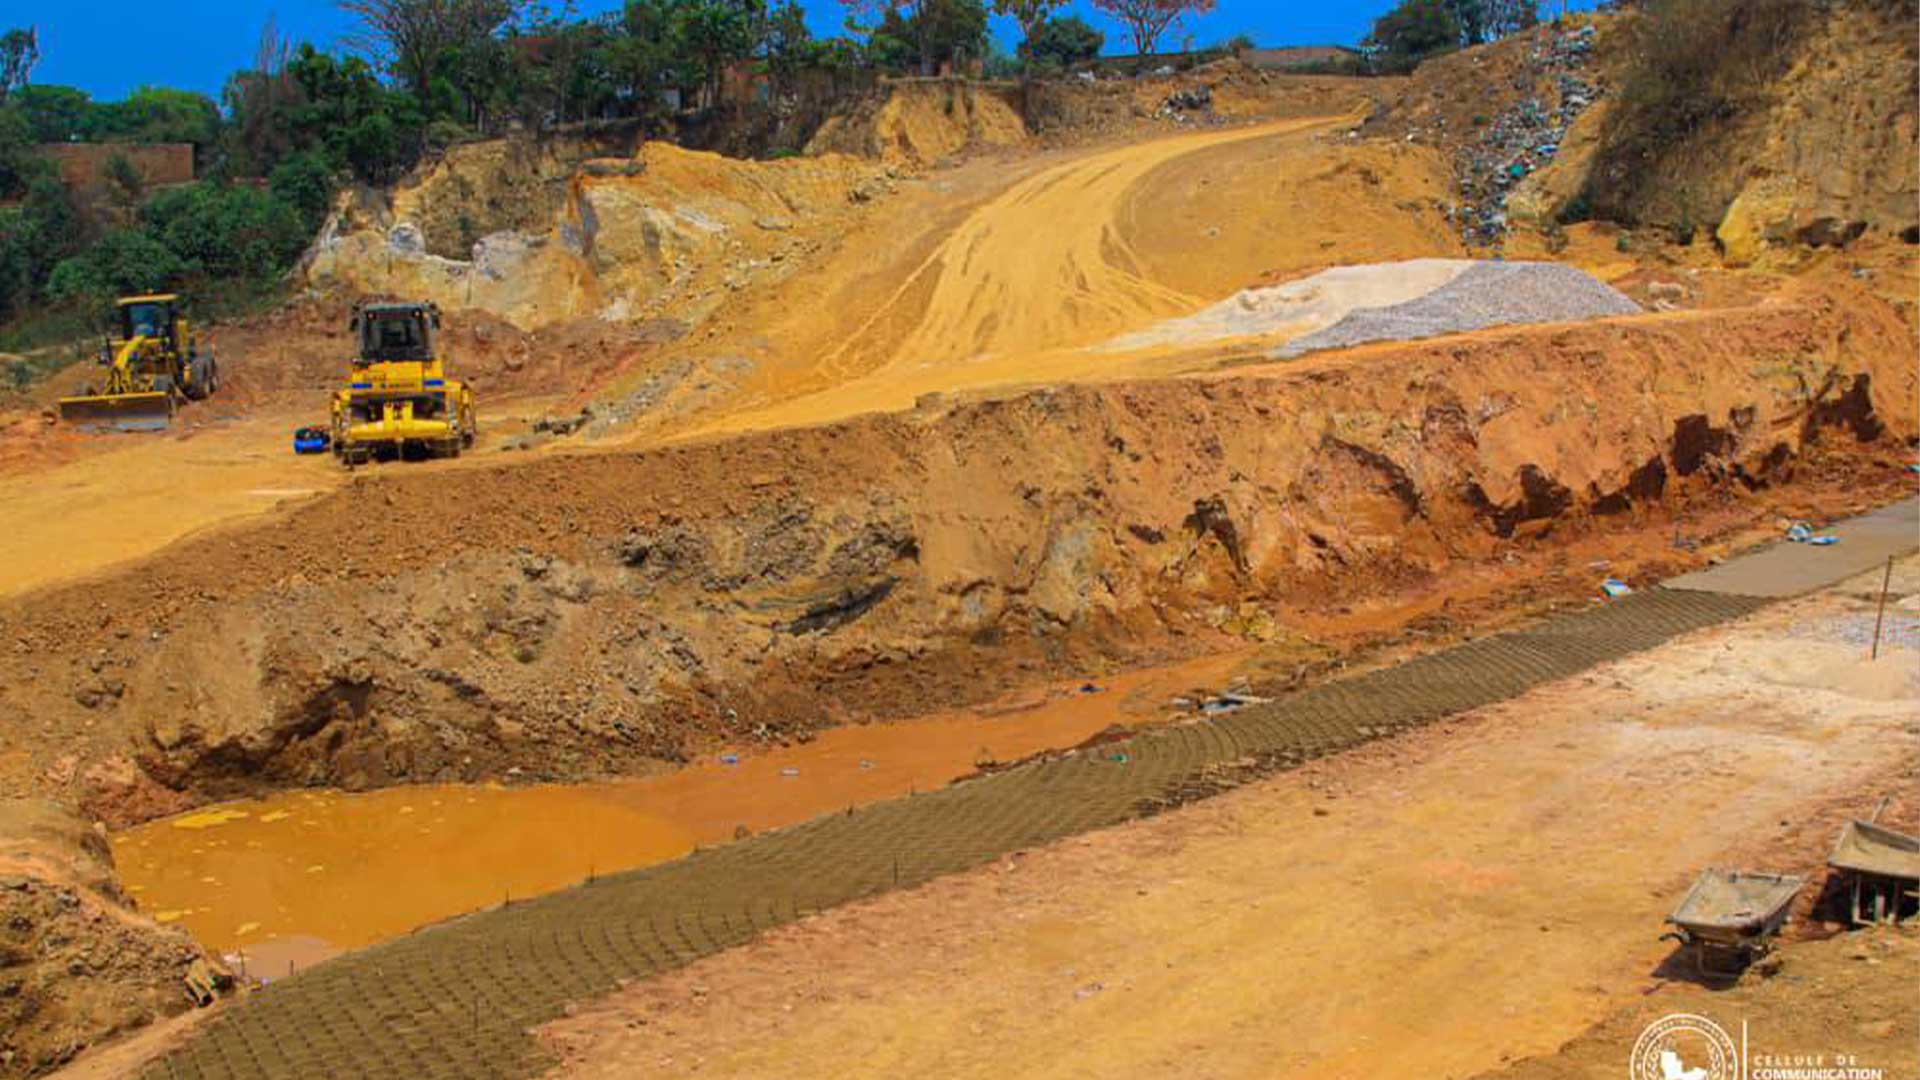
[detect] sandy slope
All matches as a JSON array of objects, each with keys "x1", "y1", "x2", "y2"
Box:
[{"x1": 678, "y1": 113, "x2": 1462, "y2": 438}]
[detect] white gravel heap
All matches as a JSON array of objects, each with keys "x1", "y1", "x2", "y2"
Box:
[{"x1": 1274, "y1": 260, "x2": 1640, "y2": 358}]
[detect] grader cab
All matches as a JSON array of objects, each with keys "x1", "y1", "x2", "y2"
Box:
[{"x1": 58, "y1": 294, "x2": 219, "y2": 431}]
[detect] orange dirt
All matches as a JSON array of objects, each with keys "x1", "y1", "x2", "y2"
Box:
[{"x1": 108, "y1": 651, "x2": 1243, "y2": 964}]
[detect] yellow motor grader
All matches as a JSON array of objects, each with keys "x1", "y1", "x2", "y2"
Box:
[
  {"x1": 331, "y1": 300, "x2": 476, "y2": 464},
  {"x1": 58, "y1": 294, "x2": 219, "y2": 430}
]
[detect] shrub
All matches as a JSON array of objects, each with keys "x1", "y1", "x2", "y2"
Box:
[
  {"x1": 269, "y1": 150, "x2": 339, "y2": 232},
  {"x1": 48, "y1": 229, "x2": 186, "y2": 301}
]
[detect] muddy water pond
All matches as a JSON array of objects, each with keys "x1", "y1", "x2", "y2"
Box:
[{"x1": 113, "y1": 653, "x2": 1244, "y2": 976}]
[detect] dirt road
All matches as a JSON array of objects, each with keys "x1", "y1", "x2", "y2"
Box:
[
  {"x1": 0, "y1": 411, "x2": 337, "y2": 598},
  {"x1": 681, "y1": 114, "x2": 1457, "y2": 438},
  {"x1": 539, "y1": 563, "x2": 1919, "y2": 1079}
]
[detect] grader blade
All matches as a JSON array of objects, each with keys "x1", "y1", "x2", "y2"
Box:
[{"x1": 56, "y1": 391, "x2": 175, "y2": 432}]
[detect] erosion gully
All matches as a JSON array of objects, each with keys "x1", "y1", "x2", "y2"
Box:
[{"x1": 111, "y1": 651, "x2": 1244, "y2": 978}]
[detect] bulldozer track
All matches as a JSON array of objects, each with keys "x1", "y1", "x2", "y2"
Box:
[{"x1": 145, "y1": 587, "x2": 1766, "y2": 1079}]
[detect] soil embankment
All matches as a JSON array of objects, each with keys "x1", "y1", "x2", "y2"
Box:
[
  {"x1": 0, "y1": 283, "x2": 1909, "y2": 828},
  {"x1": 0, "y1": 801, "x2": 220, "y2": 1080}
]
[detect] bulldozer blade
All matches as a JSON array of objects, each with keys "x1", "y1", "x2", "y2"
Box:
[{"x1": 57, "y1": 392, "x2": 175, "y2": 432}]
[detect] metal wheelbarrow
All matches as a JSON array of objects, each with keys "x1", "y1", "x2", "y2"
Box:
[{"x1": 1662, "y1": 869, "x2": 1804, "y2": 975}]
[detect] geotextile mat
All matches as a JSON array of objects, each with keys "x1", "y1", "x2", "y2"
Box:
[{"x1": 145, "y1": 587, "x2": 1768, "y2": 1079}]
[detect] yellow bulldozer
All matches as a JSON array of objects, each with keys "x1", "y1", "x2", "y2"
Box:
[
  {"x1": 58, "y1": 294, "x2": 219, "y2": 431},
  {"x1": 331, "y1": 300, "x2": 476, "y2": 464}
]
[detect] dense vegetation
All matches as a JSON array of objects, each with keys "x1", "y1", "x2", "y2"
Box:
[{"x1": 0, "y1": 0, "x2": 1074, "y2": 345}]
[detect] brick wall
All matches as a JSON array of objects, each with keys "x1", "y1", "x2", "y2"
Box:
[{"x1": 38, "y1": 143, "x2": 195, "y2": 193}]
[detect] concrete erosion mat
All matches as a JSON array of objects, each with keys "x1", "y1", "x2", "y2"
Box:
[
  {"x1": 1665, "y1": 497, "x2": 1919, "y2": 598},
  {"x1": 143, "y1": 587, "x2": 1775, "y2": 1079}
]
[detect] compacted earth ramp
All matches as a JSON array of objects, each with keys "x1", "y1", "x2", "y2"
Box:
[{"x1": 142, "y1": 587, "x2": 1777, "y2": 1079}]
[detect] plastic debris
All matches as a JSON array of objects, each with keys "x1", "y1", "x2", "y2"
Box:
[
  {"x1": 718, "y1": 753, "x2": 740, "y2": 766},
  {"x1": 779, "y1": 766, "x2": 799, "y2": 777},
  {"x1": 1200, "y1": 691, "x2": 1269, "y2": 714},
  {"x1": 1786, "y1": 522, "x2": 1814, "y2": 542},
  {"x1": 1808, "y1": 535, "x2": 1839, "y2": 546},
  {"x1": 1600, "y1": 578, "x2": 1633, "y2": 598}
]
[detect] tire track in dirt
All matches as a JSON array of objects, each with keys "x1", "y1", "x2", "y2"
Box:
[
  {"x1": 143, "y1": 588, "x2": 1765, "y2": 1080},
  {"x1": 690, "y1": 116, "x2": 1347, "y2": 439}
]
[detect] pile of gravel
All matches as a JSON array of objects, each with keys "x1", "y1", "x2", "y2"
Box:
[{"x1": 1275, "y1": 260, "x2": 1640, "y2": 359}]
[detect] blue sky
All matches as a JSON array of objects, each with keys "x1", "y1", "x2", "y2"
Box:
[{"x1": 23, "y1": 1, "x2": 1423, "y2": 102}]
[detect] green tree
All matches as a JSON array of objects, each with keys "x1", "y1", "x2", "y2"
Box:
[
  {"x1": 991, "y1": 0, "x2": 1062, "y2": 70},
  {"x1": 1443, "y1": 0, "x2": 1538, "y2": 46},
  {"x1": 764, "y1": 0, "x2": 813, "y2": 88},
  {"x1": 1365, "y1": 0, "x2": 1460, "y2": 70},
  {"x1": 0, "y1": 102, "x2": 48, "y2": 196},
  {"x1": 339, "y1": 0, "x2": 519, "y2": 109},
  {"x1": 0, "y1": 26, "x2": 37, "y2": 102},
  {"x1": 873, "y1": 0, "x2": 987, "y2": 74},
  {"x1": 1089, "y1": 0, "x2": 1215, "y2": 56},
  {"x1": 143, "y1": 182, "x2": 308, "y2": 282},
  {"x1": 616, "y1": 0, "x2": 701, "y2": 116},
  {"x1": 1022, "y1": 14, "x2": 1103, "y2": 68},
  {"x1": 679, "y1": 0, "x2": 766, "y2": 107},
  {"x1": 269, "y1": 150, "x2": 338, "y2": 231},
  {"x1": 283, "y1": 46, "x2": 424, "y2": 181},
  {"x1": 12, "y1": 84, "x2": 90, "y2": 143},
  {"x1": 341, "y1": 111, "x2": 409, "y2": 183},
  {"x1": 86, "y1": 86, "x2": 223, "y2": 155},
  {"x1": 0, "y1": 174, "x2": 78, "y2": 318},
  {"x1": 48, "y1": 228, "x2": 186, "y2": 302}
]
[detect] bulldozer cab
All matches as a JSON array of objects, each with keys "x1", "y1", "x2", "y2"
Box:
[
  {"x1": 334, "y1": 300, "x2": 473, "y2": 462},
  {"x1": 353, "y1": 303, "x2": 438, "y2": 365},
  {"x1": 118, "y1": 295, "x2": 179, "y2": 349}
]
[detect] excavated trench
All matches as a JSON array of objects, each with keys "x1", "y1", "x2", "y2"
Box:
[
  {"x1": 0, "y1": 291, "x2": 1912, "y2": 832},
  {"x1": 137, "y1": 585, "x2": 1773, "y2": 1079}
]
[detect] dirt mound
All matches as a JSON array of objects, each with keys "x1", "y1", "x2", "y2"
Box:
[
  {"x1": 1106, "y1": 258, "x2": 1475, "y2": 351},
  {"x1": 0, "y1": 800, "x2": 220, "y2": 1079},
  {"x1": 1274, "y1": 260, "x2": 1640, "y2": 357},
  {"x1": 1107, "y1": 260, "x2": 1637, "y2": 357},
  {"x1": 0, "y1": 287, "x2": 1909, "y2": 826},
  {"x1": 806, "y1": 80, "x2": 1027, "y2": 167}
]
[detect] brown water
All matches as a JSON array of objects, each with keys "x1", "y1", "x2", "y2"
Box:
[{"x1": 113, "y1": 653, "x2": 1244, "y2": 975}]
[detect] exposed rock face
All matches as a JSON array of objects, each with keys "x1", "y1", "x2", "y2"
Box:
[
  {"x1": 0, "y1": 800, "x2": 220, "y2": 1079},
  {"x1": 302, "y1": 140, "x2": 886, "y2": 330},
  {"x1": 0, "y1": 288, "x2": 1910, "y2": 823},
  {"x1": 806, "y1": 80, "x2": 1027, "y2": 167},
  {"x1": 1715, "y1": 2, "x2": 1920, "y2": 263}
]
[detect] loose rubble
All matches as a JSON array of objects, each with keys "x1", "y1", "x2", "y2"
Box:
[
  {"x1": 1451, "y1": 25, "x2": 1602, "y2": 245},
  {"x1": 1275, "y1": 260, "x2": 1639, "y2": 358}
]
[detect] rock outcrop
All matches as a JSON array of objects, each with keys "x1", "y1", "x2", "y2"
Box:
[{"x1": 302, "y1": 139, "x2": 887, "y2": 330}]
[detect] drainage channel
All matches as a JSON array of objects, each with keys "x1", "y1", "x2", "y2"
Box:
[
  {"x1": 112, "y1": 652, "x2": 1245, "y2": 972},
  {"x1": 140, "y1": 586, "x2": 1772, "y2": 1080}
]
